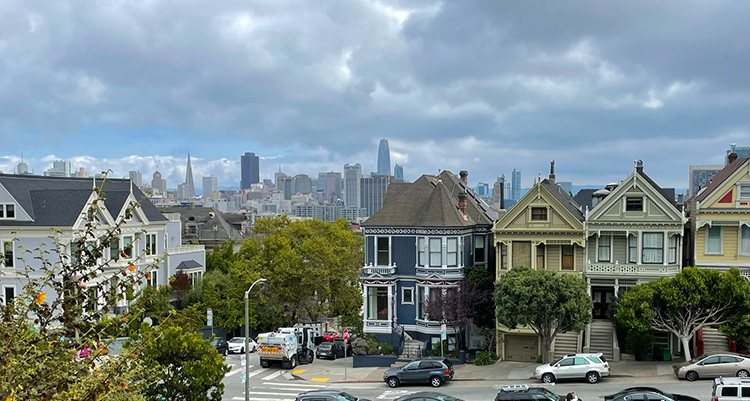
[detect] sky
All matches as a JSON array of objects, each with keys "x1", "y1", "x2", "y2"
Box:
[{"x1": 0, "y1": 0, "x2": 748, "y2": 192}]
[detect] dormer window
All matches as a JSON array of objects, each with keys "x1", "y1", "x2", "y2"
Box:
[
  {"x1": 626, "y1": 197, "x2": 643, "y2": 211},
  {"x1": 0, "y1": 204, "x2": 15, "y2": 219}
]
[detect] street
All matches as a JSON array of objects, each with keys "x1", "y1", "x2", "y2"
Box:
[{"x1": 220, "y1": 354, "x2": 717, "y2": 401}]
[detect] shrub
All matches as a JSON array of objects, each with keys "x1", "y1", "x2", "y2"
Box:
[
  {"x1": 535, "y1": 355, "x2": 543, "y2": 363},
  {"x1": 474, "y1": 351, "x2": 498, "y2": 366},
  {"x1": 378, "y1": 342, "x2": 394, "y2": 355}
]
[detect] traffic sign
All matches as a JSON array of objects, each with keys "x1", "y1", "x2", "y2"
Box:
[
  {"x1": 440, "y1": 324, "x2": 447, "y2": 341},
  {"x1": 207, "y1": 308, "x2": 213, "y2": 326},
  {"x1": 343, "y1": 328, "x2": 349, "y2": 342}
]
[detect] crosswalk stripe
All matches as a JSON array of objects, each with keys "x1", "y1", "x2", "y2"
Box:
[
  {"x1": 245, "y1": 369, "x2": 265, "y2": 379},
  {"x1": 232, "y1": 398, "x2": 293, "y2": 401},
  {"x1": 239, "y1": 391, "x2": 299, "y2": 396},
  {"x1": 261, "y1": 371, "x2": 282, "y2": 381},
  {"x1": 226, "y1": 368, "x2": 243, "y2": 377},
  {"x1": 260, "y1": 382, "x2": 327, "y2": 388}
]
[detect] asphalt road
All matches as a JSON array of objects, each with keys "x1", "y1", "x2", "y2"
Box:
[{"x1": 220, "y1": 353, "x2": 717, "y2": 401}]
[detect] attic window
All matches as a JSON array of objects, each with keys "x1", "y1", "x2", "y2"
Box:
[
  {"x1": 0, "y1": 204, "x2": 15, "y2": 219},
  {"x1": 531, "y1": 207, "x2": 547, "y2": 221},
  {"x1": 740, "y1": 185, "x2": 750, "y2": 200},
  {"x1": 626, "y1": 197, "x2": 643, "y2": 211}
]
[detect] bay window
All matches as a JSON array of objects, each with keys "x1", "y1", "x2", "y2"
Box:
[
  {"x1": 740, "y1": 226, "x2": 750, "y2": 255},
  {"x1": 367, "y1": 287, "x2": 388, "y2": 320},
  {"x1": 642, "y1": 233, "x2": 664, "y2": 264},
  {"x1": 598, "y1": 235, "x2": 611, "y2": 262},
  {"x1": 628, "y1": 235, "x2": 638, "y2": 263},
  {"x1": 706, "y1": 227, "x2": 722, "y2": 255},
  {"x1": 474, "y1": 235, "x2": 485, "y2": 264},
  {"x1": 2, "y1": 240, "x2": 13, "y2": 268},
  {"x1": 418, "y1": 237, "x2": 426, "y2": 266},
  {"x1": 429, "y1": 238, "x2": 442, "y2": 267},
  {"x1": 669, "y1": 235, "x2": 678, "y2": 264},
  {"x1": 417, "y1": 286, "x2": 426, "y2": 319},
  {"x1": 447, "y1": 238, "x2": 458, "y2": 267},
  {"x1": 562, "y1": 245, "x2": 574, "y2": 270}
]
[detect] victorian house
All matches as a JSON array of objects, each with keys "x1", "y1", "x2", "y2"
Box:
[
  {"x1": 359, "y1": 170, "x2": 495, "y2": 354},
  {"x1": 575, "y1": 160, "x2": 686, "y2": 360},
  {"x1": 493, "y1": 164, "x2": 586, "y2": 361}
]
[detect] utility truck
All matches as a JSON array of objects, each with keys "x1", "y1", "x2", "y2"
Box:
[{"x1": 257, "y1": 326, "x2": 316, "y2": 369}]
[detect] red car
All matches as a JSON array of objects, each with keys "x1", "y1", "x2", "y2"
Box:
[{"x1": 322, "y1": 331, "x2": 340, "y2": 342}]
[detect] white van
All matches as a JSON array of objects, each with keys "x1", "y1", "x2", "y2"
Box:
[{"x1": 713, "y1": 377, "x2": 750, "y2": 401}]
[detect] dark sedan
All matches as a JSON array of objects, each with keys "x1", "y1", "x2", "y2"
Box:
[
  {"x1": 604, "y1": 388, "x2": 700, "y2": 401},
  {"x1": 316, "y1": 342, "x2": 345, "y2": 360},
  {"x1": 395, "y1": 392, "x2": 463, "y2": 401}
]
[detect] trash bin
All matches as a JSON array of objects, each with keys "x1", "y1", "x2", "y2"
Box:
[{"x1": 663, "y1": 347, "x2": 671, "y2": 361}]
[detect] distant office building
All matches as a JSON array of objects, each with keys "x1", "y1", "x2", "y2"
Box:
[
  {"x1": 393, "y1": 163, "x2": 403, "y2": 180},
  {"x1": 726, "y1": 144, "x2": 750, "y2": 165},
  {"x1": 361, "y1": 174, "x2": 392, "y2": 216},
  {"x1": 475, "y1": 182, "x2": 490, "y2": 197},
  {"x1": 277, "y1": 175, "x2": 293, "y2": 200},
  {"x1": 274, "y1": 167, "x2": 285, "y2": 188},
  {"x1": 324, "y1": 172, "x2": 342, "y2": 204},
  {"x1": 688, "y1": 165, "x2": 723, "y2": 198},
  {"x1": 74, "y1": 167, "x2": 88, "y2": 178},
  {"x1": 15, "y1": 159, "x2": 30, "y2": 175},
  {"x1": 377, "y1": 139, "x2": 391, "y2": 176},
  {"x1": 263, "y1": 178, "x2": 273, "y2": 187},
  {"x1": 511, "y1": 169, "x2": 522, "y2": 200},
  {"x1": 241, "y1": 152, "x2": 260, "y2": 189},
  {"x1": 343, "y1": 163, "x2": 362, "y2": 208},
  {"x1": 492, "y1": 176, "x2": 505, "y2": 207},
  {"x1": 202, "y1": 175, "x2": 218, "y2": 197},
  {"x1": 183, "y1": 154, "x2": 195, "y2": 198},
  {"x1": 44, "y1": 160, "x2": 72, "y2": 177},
  {"x1": 151, "y1": 171, "x2": 167, "y2": 194},
  {"x1": 129, "y1": 170, "x2": 142, "y2": 187},
  {"x1": 292, "y1": 174, "x2": 312, "y2": 195}
]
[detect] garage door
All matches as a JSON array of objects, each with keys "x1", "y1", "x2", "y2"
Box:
[{"x1": 505, "y1": 334, "x2": 538, "y2": 362}]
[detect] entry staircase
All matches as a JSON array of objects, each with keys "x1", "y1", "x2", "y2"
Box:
[
  {"x1": 589, "y1": 320, "x2": 615, "y2": 360},
  {"x1": 702, "y1": 327, "x2": 729, "y2": 354},
  {"x1": 553, "y1": 331, "x2": 581, "y2": 360}
]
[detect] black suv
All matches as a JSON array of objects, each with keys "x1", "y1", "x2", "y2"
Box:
[
  {"x1": 495, "y1": 385, "x2": 577, "y2": 401},
  {"x1": 383, "y1": 357, "x2": 454, "y2": 388},
  {"x1": 296, "y1": 390, "x2": 370, "y2": 401}
]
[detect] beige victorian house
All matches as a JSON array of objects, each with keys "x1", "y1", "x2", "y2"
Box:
[{"x1": 493, "y1": 167, "x2": 586, "y2": 361}]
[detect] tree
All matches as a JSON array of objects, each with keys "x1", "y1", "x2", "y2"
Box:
[
  {"x1": 616, "y1": 266, "x2": 750, "y2": 361},
  {"x1": 171, "y1": 271, "x2": 192, "y2": 304},
  {"x1": 494, "y1": 267, "x2": 592, "y2": 363}
]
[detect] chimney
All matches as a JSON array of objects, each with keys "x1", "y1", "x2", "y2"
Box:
[
  {"x1": 458, "y1": 191, "x2": 467, "y2": 217},
  {"x1": 499, "y1": 175, "x2": 506, "y2": 210},
  {"x1": 728, "y1": 144, "x2": 738, "y2": 164},
  {"x1": 459, "y1": 170, "x2": 468, "y2": 186},
  {"x1": 635, "y1": 159, "x2": 644, "y2": 173},
  {"x1": 548, "y1": 160, "x2": 556, "y2": 183}
]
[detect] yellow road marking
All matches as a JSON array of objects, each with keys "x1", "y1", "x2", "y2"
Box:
[
  {"x1": 292, "y1": 369, "x2": 307, "y2": 374},
  {"x1": 310, "y1": 377, "x2": 329, "y2": 382}
]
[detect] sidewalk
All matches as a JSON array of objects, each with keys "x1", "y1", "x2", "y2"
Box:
[{"x1": 291, "y1": 358, "x2": 681, "y2": 384}]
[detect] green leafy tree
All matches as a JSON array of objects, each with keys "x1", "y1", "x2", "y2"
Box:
[
  {"x1": 206, "y1": 240, "x2": 238, "y2": 273},
  {"x1": 616, "y1": 266, "x2": 750, "y2": 360},
  {"x1": 494, "y1": 267, "x2": 592, "y2": 363}
]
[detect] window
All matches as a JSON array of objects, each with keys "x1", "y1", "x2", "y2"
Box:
[
  {"x1": 703, "y1": 356, "x2": 720, "y2": 365},
  {"x1": 446, "y1": 238, "x2": 458, "y2": 267},
  {"x1": 742, "y1": 387, "x2": 750, "y2": 398},
  {"x1": 500, "y1": 243, "x2": 507, "y2": 270},
  {"x1": 148, "y1": 270, "x2": 158, "y2": 287},
  {"x1": 669, "y1": 235, "x2": 677, "y2": 264},
  {"x1": 401, "y1": 287, "x2": 414, "y2": 304},
  {"x1": 628, "y1": 235, "x2": 638, "y2": 263},
  {"x1": 429, "y1": 238, "x2": 442, "y2": 267},
  {"x1": 145, "y1": 234, "x2": 157, "y2": 256},
  {"x1": 531, "y1": 207, "x2": 547, "y2": 221},
  {"x1": 626, "y1": 197, "x2": 643, "y2": 211},
  {"x1": 740, "y1": 226, "x2": 750, "y2": 255},
  {"x1": 2, "y1": 240, "x2": 13, "y2": 268},
  {"x1": 558, "y1": 358, "x2": 574, "y2": 366},
  {"x1": 642, "y1": 233, "x2": 664, "y2": 264},
  {"x1": 740, "y1": 185, "x2": 750, "y2": 200},
  {"x1": 474, "y1": 235, "x2": 485, "y2": 264},
  {"x1": 376, "y1": 237, "x2": 389, "y2": 265},
  {"x1": 418, "y1": 237, "x2": 426, "y2": 266},
  {"x1": 418, "y1": 286, "x2": 426, "y2": 319},
  {"x1": 706, "y1": 226, "x2": 722, "y2": 254},
  {"x1": 536, "y1": 243, "x2": 545, "y2": 269},
  {"x1": 188, "y1": 272, "x2": 202, "y2": 286},
  {"x1": 366, "y1": 287, "x2": 388, "y2": 320},
  {"x1": 722, "y1": 387, "x2": 738, "y2": 397},
  {"x1": 3, "y1": 286, "x2": 15, "y2": 305},
  {"x1": 0, "y1": 204, "x2": 16, "y2": 219},
  {"x1": 574, "y1": 357, "x2": 590, "y2": 365},
  {"x1": 598, "y1": 235, "x2": 611, "y2": 262},
  {"x1": 110, "y1": 238, "x2": 120, "y2": 261},
  {"x1": 122, "y1": 236, "x2": 133, "y2": 259},
  {"x1": 561, "y1": 245, "x2": 574, "y2": 270}
]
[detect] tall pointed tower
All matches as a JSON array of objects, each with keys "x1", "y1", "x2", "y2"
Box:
[
  {"x1": 185, "y1": 153, "x2": 195, "y2": 198},
  {"x1": 377, "y1": 139, "x2": 391, "y2": 176}
]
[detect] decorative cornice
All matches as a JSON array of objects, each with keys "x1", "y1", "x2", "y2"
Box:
[{"x1": 364, "y1": 226, "x2": 488, "y2": 235}]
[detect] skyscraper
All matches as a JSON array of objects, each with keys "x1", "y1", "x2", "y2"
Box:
[
  {"x1": 377, "y1": 139, "x2": 391, "y2": 176},
  {"x1": 324, "y1": 171, "x2": 342, "y2": 204},
  {"x1": 44, "y1": 160, "x2": 72, "y2": 177},
  {"x1": 343, "y1": 163, "x2": 362, "y2": 208},
  {"x1": 361, "y1": 174, "x2": 392, "y2": 216},
  {"x1": 202, "y1": 175, "x2": 218, "y2": 197},
  {"x1": 511, "y1": 169, "x2": 522, "y2": 200},
  {"x1": 184, "y1": 153, "x2": 195, "y2": 198},
  {"x1": 129, "y1": 170, "x2": 142, "y2": 187},
  {"x1": 241, "y1": 152, "x2": 260, "y2": 189},
  {"x1": 393, "y1": 163, "x2": 404, "y2": 180},
  {"x1": 151, "y1": 171, "x2": 167, "y2": 194}
]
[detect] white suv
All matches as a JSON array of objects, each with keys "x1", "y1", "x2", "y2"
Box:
[
  {"x1": 534, "y1": 353, "x2": 610, "y2": 384},
  {"x1": 713, "y1": 377, "x2": 750, "y2": 401}
]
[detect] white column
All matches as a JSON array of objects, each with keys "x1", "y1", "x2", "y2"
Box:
[
  {"x1": 387, "y1": 285, "x2": 393, "y2": 322},
  {"x1": 663, "y1": 231, "x2": 668, "y2": 266}
]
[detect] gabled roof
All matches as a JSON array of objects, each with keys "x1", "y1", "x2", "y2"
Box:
[
  {"x1": 636, "y1": 170, "x2": 677, "y2": 208},
  {"x1": 0, "y1": 174, "x2": 165, "y2": 226},
  {"x1": 691, "y1": 157, "x2": 749, "y2": 202},
  {"x1": 573, "y1": 189, "x2": 597, "y2": 211},
  {"x1": 540, "y1": 179, "x2": 584, "y2": 221},
  {"x1": 363, "y1": 170, "x2": 494, "y2": 228}
]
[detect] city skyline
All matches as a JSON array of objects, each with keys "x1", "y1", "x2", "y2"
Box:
[{"x1": 0, "y1": 2, "x2": 747, "y2": 190}]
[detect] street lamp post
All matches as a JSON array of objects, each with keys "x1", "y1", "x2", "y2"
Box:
[{"x1": 245, "y1": 278, "x2": 267, "y2": 401}]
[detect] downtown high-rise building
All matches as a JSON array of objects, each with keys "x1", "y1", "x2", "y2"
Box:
[
  {"x1": 151, "y1": 171, "x2": 167, "y2": 194},
  {"x1": 323, "y1": 171, "x2": 342, "y2": 204},
  {"x1": 202, "y1": 175, "x2": 218, "y2": 197},
  {"x1": 393, "y1": 163, "x2": 404, "y2": 180},
  {"x1": 184, "y1": 154, "x2": 195, "y2": 198},
  {"x1": 129, "y1": 170, "x2": 142, "y2": 187},
  {"x1": 377, "y1": 139, "x2": 391, "y2": 176},
  {"x1": 241, "y1": 152, "x2": 260, "y2": 189},
  {"x1": 343, "y1": 163, "x2": 362, "y2": 208},
  {"x1": 511, "y1": 169, "x2": 522, "y2": 200},
  {"x1": 361, "y1": 174, "x2": 392, "y2": 216},
  {"x1": 44, "y1": 160, "x2": 72, "y2": 177}
]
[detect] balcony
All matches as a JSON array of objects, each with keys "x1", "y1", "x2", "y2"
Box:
[
  {"x1": 586, "y1": 262, "x2": 679, "y2": 277},
  {"x1": 364, "y1": 319, "x2": 392, "y2": 334},
  {"x1": 166, "y1": 245, "x2": 205, "y2": 255},
  {"x1": 362, "y1": 263, "x2": 396, "y2": 276},
  {"x1": 415, "y1": 266, "x2": 464, "y2": 279}
]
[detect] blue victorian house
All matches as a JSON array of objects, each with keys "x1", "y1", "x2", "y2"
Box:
[{"x1": 359, "y1": 170, "x2": 496, "y2": 354}]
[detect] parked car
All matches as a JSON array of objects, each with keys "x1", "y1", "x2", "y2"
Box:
[
  {"x1": 211, "y1": 337, "x2": 228, "y2": 356},
  {"x1": 533, "y1": 353, "x2": 609, "y2": 384},
  {"x1": 227, "y1": 337, "x2": 257, "y2": 354},
  {"x1": 603, "y1": 388, "x2": 700, "y2": 401},
  {"x1": 295, "y1": 390, "x2": 370, "y2": 401},
  {"x1": 674, "y1": 353, "x2": 750, "y2": 381},
  {"x1": 713, "y1": 377, "x2": 750, "y2": 401},
  {"x1": 495, "y1": 384, "x2": 574, "y2": 401},
  {"x1": 383, "y1": 357, "x2": 454, "y2": 388},
  {"x1": 316, "y1": 342, "x2": 345, "y2": 360},
  {"x1": 395, "y1": 391, "x2": 463, "y2": 401},
  {"x1": 322, "y1": 331, "x2": 340, "y2": 342},
  {"x1": 333, "y1": 338, "x2": 352, "y2": 355}
]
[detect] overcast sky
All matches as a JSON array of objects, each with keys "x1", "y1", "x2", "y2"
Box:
[{"x1": 0, "y1": 0, "x2": 747, "y2": 191}]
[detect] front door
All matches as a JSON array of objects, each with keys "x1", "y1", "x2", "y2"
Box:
[{"x1": 592, "y1": 287, "x2": 614, "y2": 319}]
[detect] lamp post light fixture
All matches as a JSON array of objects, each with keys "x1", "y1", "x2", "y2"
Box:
[{"x1": 245, "y1": 278, "x2": 267, "y2": 401}]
